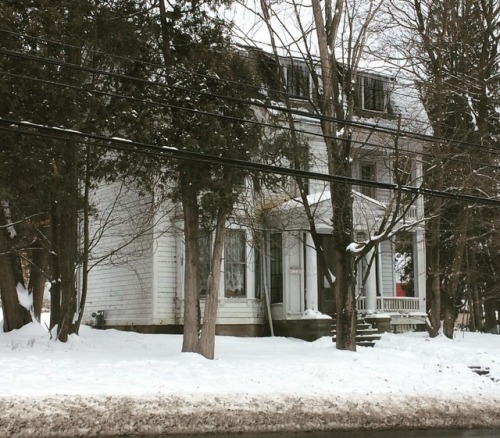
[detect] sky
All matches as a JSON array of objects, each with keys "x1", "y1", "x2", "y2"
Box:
[{"x1": 1, "y1": 313, "x2": 500, "y2": 437}]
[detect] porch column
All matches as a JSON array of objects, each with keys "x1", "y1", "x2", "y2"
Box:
[
  {"x1": 305, "y1": 233, "x2": 318, "y2": 311},
  {"x1": 365, "y1": 248, "x2": 377, "y2": 314},
  {"x1": 413, "y1": 159, "x2": 426, "y2": 313},
  {"x1": 414, "y1": 228, "x2": 426, "y2": 312}
]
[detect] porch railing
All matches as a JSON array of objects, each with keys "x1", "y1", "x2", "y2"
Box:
[{"x1": 357, "y1": 296, "x2": 421, "y2": 313}]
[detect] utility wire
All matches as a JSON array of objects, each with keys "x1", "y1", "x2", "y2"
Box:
[
  {"x1": 0, "y1": 68, "x2": 454, "y2": 163},
  {"x1": 1, "y1": 26, "x2": 487, "y2": 133},
  {"x1": 2, "y1": 26, "x2": 491, "y2": 140},
  {"x1": 0, "y1": 43, "x2": 493, "y2": 154},
  {"x1": 2, "y1": 67, "x2": 497, "y2": 174},
  {"x1": 0, "y1": 68, "x2": 496, "y2": 176},
  {"x1": 2, "y1": 117, "x2": 500, "y2": 207}
]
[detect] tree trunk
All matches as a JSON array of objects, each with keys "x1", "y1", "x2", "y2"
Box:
[
  {"x1": 75, "y1": 145, "x2": 92, "y2": 334},
  {"x1": 49, "y1": 199, "x2": 61, "y2": 331},
  {"x1": 181, "y1": 169, "x2": 202, "y2": 353},
  {"x1": 442, "y1": 208, "x2": 468, "y2": 338},
  {"x1": 0, "y1": 204, "x2": 31, "y2": 332},
  {"x1": 466, "y1": 247, "x2": 482, "y2": 331},
  {"x1": 333, "y1": 180, "x2": 357, "y2": 351},
  {"x1": 311, "y1": 0, "x2": 357, "y2": 351},
  {"x1": 426, "y1": 205, "x2": 442, "y2": 338},
  {"x1": 28, "y1": 233, "x2": 49, "y2": 322},
  {"x1": 198, "y1": 214, "x2": 227, "y2": 359},
  {"x1": 55, "y1": 142, "x2": 79, "y2": 342}
]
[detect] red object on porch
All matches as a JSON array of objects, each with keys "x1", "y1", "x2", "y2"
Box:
[{"x1": 396, "y1": 283, "x2": 406, "y2": 297}]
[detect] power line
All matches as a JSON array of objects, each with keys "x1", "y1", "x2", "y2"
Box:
[
  {"x1": 0, "y1": 41, "x2": 494, "y2": 154},
  {"x1": 0, "y1": 69, "x2": 430, "y2": 157},
  {"x1": 2, "y1": 60, "x2": 499, "y2": 175},
  {"x1": 1, "y1": 26, "x2": 494, "y2": 142},
  {"x1": 2, "y1": 117, "x2": 500, "y2": 207}
]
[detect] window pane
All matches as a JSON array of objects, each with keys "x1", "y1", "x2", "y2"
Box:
[
  {"x1": 255, "y1": 246, "x2": 262, "y2": 299},
  {"x1": 287, "y1": 63, "x2": 310, "y2": 98},
  {"x1": 360, "y1": 163, "x2": 376, "y2": 198},
  {"x1": 225, "y1": 230, "x2": 246, "y2": 297},
  {"x1": 363, "y1": 76, "x2": 388, "y2": 112},
  {"x1": 270, "y1": 233, "x2": 283, "y2": 303}
]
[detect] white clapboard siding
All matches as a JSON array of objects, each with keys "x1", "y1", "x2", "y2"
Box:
[
  {"x1": 83, "y1": 180, "x2": 154, "y2": 326},
  {"x1": 173, "y1": 298, "x2": 264, "y2": 325},
  {"x1": 152, "y1": 215, "x2": 179, "y2": 325},
  {"x1": 379, "y1": 239, "x2": 395, "y2": 297}
]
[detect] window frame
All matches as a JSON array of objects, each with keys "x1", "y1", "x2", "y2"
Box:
[{"x1": 356, "y1": 73, "x2": 393, "y2": 114}]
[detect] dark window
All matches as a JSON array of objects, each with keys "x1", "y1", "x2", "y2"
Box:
[
  {"x1": 360, "y1": 163, "x2": 376, "y2": 198},
  {"x1": 255, "y1": 246, "x2": 262, "y2": 299},
  {"x1": 287, "y1": 62, "x2": 310, "y2": 98},
  {"x1": 270, "y1": 233, "x2": 283, "y2": 303},
  {"x1": 224, "y1": 230, "x2": 246, "y2": 297},
  {"x1": 358, "y1": 74, "x2": 392, "y2": 112}
]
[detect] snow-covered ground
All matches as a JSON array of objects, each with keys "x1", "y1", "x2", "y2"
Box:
[{"x1": 1, "y1": 314, "x2": 499, "y2": 437}]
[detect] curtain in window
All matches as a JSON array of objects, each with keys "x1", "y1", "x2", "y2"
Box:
[{"x1": 224, "y1": 230, "x2": 246, "y2": 297}]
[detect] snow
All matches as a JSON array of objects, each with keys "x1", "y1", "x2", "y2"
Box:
[
  {"x1": 1, "y1": 313, "x2": 499, "y2": 436},
  {"x1": 301, "y1": 309, "x2": 332, "y2": 320},
  {"x1": 1, "y1": 200, "x2": 17, "y2": 238},
  {"x1": 15, "y1": 282, "x2": 33, "y2": 311}
]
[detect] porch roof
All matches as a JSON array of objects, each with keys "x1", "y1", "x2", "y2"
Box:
[{"x1": 266, "y1": 189, "x2": 387, "y2": 233}]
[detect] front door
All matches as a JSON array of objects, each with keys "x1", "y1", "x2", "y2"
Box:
[{"x1": 317, "y1": 234, "x2": 336, "y2": 316}]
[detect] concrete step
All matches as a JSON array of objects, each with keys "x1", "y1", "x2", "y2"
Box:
[{"x1": 331, "y1": 316, "x2": 381, "y2": 347}]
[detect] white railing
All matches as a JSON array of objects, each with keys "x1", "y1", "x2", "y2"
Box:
[{"x1": 357, "y1": 296, "x2": 421, "y2": 313}]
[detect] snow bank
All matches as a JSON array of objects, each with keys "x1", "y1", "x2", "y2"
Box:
[
  {"x1": 1, "y1": 394, "x2": 499, "y2": 437},
  {"x1": 1, "y1": 315, "x2": 499, "y2": 436}
]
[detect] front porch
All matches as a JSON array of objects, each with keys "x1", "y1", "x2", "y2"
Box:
[{"x1": 357, "y1": 296, "x2": 427, "y2": 332}]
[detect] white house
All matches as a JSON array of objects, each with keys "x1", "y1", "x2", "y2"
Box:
[{"x1": 82, "y1": 53, "x2": 428, "y2": 339}]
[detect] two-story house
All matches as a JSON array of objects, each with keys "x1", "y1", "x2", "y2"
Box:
[{"x1": 81, "y1": 50, "x2": 427, "y2": 339}]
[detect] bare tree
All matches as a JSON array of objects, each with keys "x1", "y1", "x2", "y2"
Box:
[
  {"x1": 386, "y1": 0, "x2": 500, "y2": 337},
  {"x1": 236, "y1": 0, "x2": 425, "y2": 349}
]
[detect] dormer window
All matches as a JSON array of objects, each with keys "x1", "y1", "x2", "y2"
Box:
[
  {"x1": 357, "y1": 73, "x2": 393, "y2": 113},
  {"x1": 286, "y1": 61, "x2": 310, "y2": 98}
]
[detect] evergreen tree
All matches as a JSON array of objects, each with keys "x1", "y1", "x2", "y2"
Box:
[
  {"x1": 155, "y1": 0, "x2": 264, "y2": 359},
  {"x1": 0, "y1": 0, "x2": 161, "y2": 336}
]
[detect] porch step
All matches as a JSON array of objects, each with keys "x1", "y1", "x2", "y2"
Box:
[{"x1": 331, "y1": 317, "x2": 382, "y2": 347}]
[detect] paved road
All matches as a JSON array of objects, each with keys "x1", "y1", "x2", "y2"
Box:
[{"x1": 152, "y1": 430, "x2": 500, "y2": 438}]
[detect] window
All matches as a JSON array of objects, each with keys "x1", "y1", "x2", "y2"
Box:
[
  {"x1": 286, "y1": 62, "x2": 310, "y2": 98},
  {"x1": 199, "y1": 234, "x2": 212, "y2": 296},
  {"x1": 224, "y1": 230, "x2": 246, "y2": 297},
  {"x1": 360, "y1": 163, "x2": 376, "y2": 198},
  {"x1": 254, "y1": 246, "x2": 262, "y2": 299},
  {"x1": 270, "y1": 233, "x2": 283, "y2": 303},
  {"x1": 357, "y1": 74, "x2": 392, "y2": 113}
]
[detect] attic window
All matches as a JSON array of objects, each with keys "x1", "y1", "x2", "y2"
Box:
[
  {"x1": 286, "y1": 62, "x2": 310, "y2": 98},
  {"x1": 357, "y1": 74, "x2": 392, "y2": 113}
]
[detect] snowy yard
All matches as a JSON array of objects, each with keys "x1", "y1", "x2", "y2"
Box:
[{"x1": 1, "y1": 314, "x2": 500, "y2": 436}]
